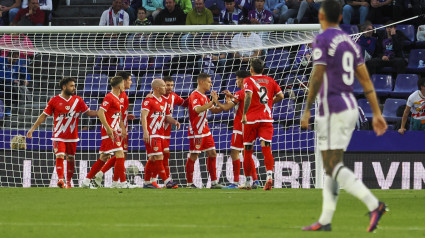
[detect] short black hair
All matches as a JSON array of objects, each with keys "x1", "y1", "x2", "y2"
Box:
[
  {"x1": 137, "y1": 6, "x2": 147, "y2": 13},
  {"x1": 110, "y1": 76, "x2": 124, "y2": 87},
  {"x1": 417, "y1": 76, "x2": 425, "y2": 90},
  {"x1": 59, "y1": 77, "x2": 76, "y2": 90},
  {"x1": 320, "y1": 0, "x2": 342, "y2": 24},
  {"x1": 250, "y1": 58, "x2": 265, "y2": 74},
  {"x1": 163, "y1": 76, "x2": 173, "y2": 82},
  {"x1": 116, "y1": 71, "x2": 131, "y2": 80},
  {"x1": 197, "y1": 73, "x2": 211, "y2": 82},
  {"x1": 235, "y1": 70, "x2": 250, "y2": 79}
]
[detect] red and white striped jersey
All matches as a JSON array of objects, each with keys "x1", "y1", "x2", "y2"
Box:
[
  {"x1": 162, "y1": 92, "x2": 187, "y2": 138},
  {"x1": 142, "y1": 95, "x2": 169, "y2": 138},
  {"x1": 43, "y1": 95, "x2": 89, "y2": 142},
  {"x1": 188, "y1": 90, "x2": 211, "y2": 138},
  {"x1": 243, "y1": 75, "x2": 282, "y2": 124},
  {"x1": 99, "y1": 92, "x2": 123, "y2": 140}
]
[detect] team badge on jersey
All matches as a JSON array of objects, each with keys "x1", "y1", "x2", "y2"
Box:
[
  {"x1": 103, "y1": 101, "x2": 109, "y2": 107},
  {"x1": 313, "y1": 48, "x2": 322, "y2": 60},
  {"x1": 193, "y1": 99, "x2": 198, "y2": 104},
  {"x1": 120, "y1": 98, "x2": 124, "y2": 103},
  {"x1": 65, "y1": 106, "x2": 70, "y2": 110},
  {"x1": 144, "y1": 101, "x2": 149, "y2": 106},
  {"x1": 117, "y1": 141, "x2": 121, "y2": 146}
]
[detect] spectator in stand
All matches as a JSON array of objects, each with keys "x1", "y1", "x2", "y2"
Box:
[
  {"x1": 129, "y1": 0, "x2": 142, "y2": 13},
  {"x1": 21, "y1": 0, "x2": 52, "y2": 25},
  {"x1": 278, "y1": 0, "x2": 300, "y2": 24},
  {"x1": 418, "y1": 25, "x2": 425, "y2": 42},
  {"x1": 142, "y1": 0, "x2": 163, "y2": 20},
  {"x1": 186, "y1": 0, "x2": 213, "y2": 25},
  {"x1": 398, "y1": 77, "x2": 425, "y2": 134},
  {"x1": 367, "y1": 0, "x2": 393, "y2": 24},
  {"x1": 134, "y1": 6, "x2": 152, "y2": 24},
  {"x1": 123, "y1": 0, "x2": 137, "y2": 24},
  {"x1": 155, "y1": 0, "x2": 186, "y2": 24},
  {"x1": 206, "y1": 0, "x2": 225, "y2": 23},
  {"x1": 366, "y1": 20, "x2": 408, "y2": 75},
  {"x1": 0, "y1": 0, "x2": 21, "y2": 25},
  {"x1": 357, "y1": 20, "x2": 376, "y2": 62},
  {"x1": 265, "y1": 0, "x2": 287, "y2": 22},
  {"x1": 342, "y1": 0, "x2": 369, "y2": 24},
  {"x1": 219, "y1": 0, "x2": 244, "y2": 24},
  {"x1": 0, "y1": 33, "x2": 34, "y2": 60},
  {"x1": 223, "y1": 18, "x2": 262, "y2": 73},
  {"x1": 248, "y1": 0, "x2": 273, "y2": 24},
  {"x1": 286, "y1": 0, "x2": 320, "y2": 24},
  {"x1": 235, "y1": 0, "x2": 254, "y2": 15},
  {"x1": 0, "y1": 51, "x2": 31, "y2": 116},
  {"x1": 174, "y1": 0, "x2": 192, "y2": 14},
  {"x1": 99, "y1": 0, "x2": 130, "y2": 26},
  {"x1": 12, "y1": 0, "x2": 44, "y2": 25}
]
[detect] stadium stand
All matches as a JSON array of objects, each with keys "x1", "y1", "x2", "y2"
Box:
[
  {"x1": 82, "y1": 74, "x2": 109, "y2": 96},
  {"x1": 382, "y1": 98, "x2": 407, "y2": 122},
  {"x1": 391, "y1": 74, "x2": 419, "y2": 97}
]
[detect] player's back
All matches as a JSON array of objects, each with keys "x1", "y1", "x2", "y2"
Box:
[
  {"x1": 243, "y1": 75, "x2": 282, "y2": 123},
  {"x1": 313, "y1": 27, "x2": 364, "y2": 116}
]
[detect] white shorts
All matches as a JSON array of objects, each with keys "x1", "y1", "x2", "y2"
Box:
[{"x1": 316, "y1": 108, "x2": 358, "y2": 151}]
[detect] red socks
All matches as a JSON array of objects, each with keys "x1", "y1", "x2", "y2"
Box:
[
  {"x1": 113, "y1": 157, "x2": 126, "y2": 182},
  {"x1": 66, "y1": 160, "x2": 75, "y2": 182},
  {"x1": 56, "y1": 158, "x2": 64, "y2": 180},
  {"x1": 86, "y1": 159, "x2": 105, "y2": 179},
  {"x1": 145, "y1": 160, "x2": 154, "y2": 182},
  {"x1": 154, "y1": 160, "x2": 169, "y2": 182},
  {"x1": 101, "y1": 156, "x2": 116, "y2": 173},
  {"x1": 186, "y1": 159, "x2": 195, "y2": 184},
  {"x1": 207, "y1": 157, "x2": 217, "y2": 181},
  {"x1": 232, "y1": 159, "x2": 240, "y2": 183},
  {"x1": 163, "y1": 152, "x2": 170, "y2": 177},
  {"x1": 243, "y1": 150, "x2": 254, "y2": 177},
  {"x1": 262, "y1": 146, "x2": 274, "y2": 172}
]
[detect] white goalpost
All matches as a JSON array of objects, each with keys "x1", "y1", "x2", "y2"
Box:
[{"x1": 0, "y1": 24, "x2": 323, "y2": 188}]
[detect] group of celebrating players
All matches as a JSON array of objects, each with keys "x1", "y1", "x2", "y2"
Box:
[
  {"x1": 26, "y1": 0, "x2": 389, "y2": 232},
  {"x1": 27, "y1": 58, "x2": 284, "y2": 190}
]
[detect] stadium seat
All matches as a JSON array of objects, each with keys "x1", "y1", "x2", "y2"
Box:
[
  {"x1": 139, "y1": 73, "x2": 161, "y2": 95},
  {"x1": 357, "y1": 98, "x2": 373, "y2": 119},
  {"x1": 382, "y1": 98, "x2": 407, "y2": 122},
  {"x1": 149, "y1": 55, "x2": 172, "y2": 69},
  {"x1": 396, "y1": 25, "x2": 415, "y2": 45},
  {"x1": 340, "y1": 24, "x2": 359, "y2": 34},
  {"x1": 265, "y1": 49, "x2": 291, "y2": 72},
  {"x1": 210, "y1": 110, "x2": 232, "y2": 122},
  {"x1": 0, "y1": 100, "x2": 4, "y2": 120},
  {"x1": 371, "y1": 74, "x2": 393, "y2": 96},
  {"x1": 272, "y1": 99, "x2": 296, "y2": 121},
  {"x1": 83, "y1": 98, "x2": 99, "y2": 111},
  {"x1": 211, "y1": 74, "x2": 222, "y2": 92},
  {"x1": 82, "y1": 74, "x2": 109, "y2": 96},
  {"x1": 406, "y1": 49, "x2": 425, "y2": 73},
  {"x1": 93, "y1": 56, "x2": 123, "y2": 71},
  {"x1": 123, "y1": 56, "x2": 149, "y2": 71},
  {"x1": 172, "y1": 74, "x2": 193, "y2": 95},
  {"x1": 172, "y1": 106, "x2": 186, "y2": 121},
  {"x1": 132, "y1": 99, "x2": 143, "y2": 119},
  {"x1": 391, "y1": 74, "x2": 419, "y2": 97},
  {"x1": 283, "y1": 74, "x2": 308, "y2": 88}
]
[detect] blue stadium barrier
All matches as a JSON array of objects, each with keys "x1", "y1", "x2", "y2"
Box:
[{"x1": 391, "y1": 74, "x2": 418, "y2": 97}]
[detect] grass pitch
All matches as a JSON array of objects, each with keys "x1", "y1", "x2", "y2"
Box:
[{"x1": 0, "y1": 188, "x2": 424, "y2": 238}]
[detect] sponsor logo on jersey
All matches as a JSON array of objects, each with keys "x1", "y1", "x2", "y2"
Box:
[
  {"x1": 195, "y1": 145, "x2": 201, "y2": 149},
  {"x1": 103, "y1": 101, "x2": 109, "y2": 107},
  {"x1": 153, "y1": 147, "x2": 158, "y2": 151},
  {"x1": 124, "y1": 144, "x2": 128, "y2": 149},
  {"x1": 65, "y1": 106, "x2": 70, "y2": 110},
  {"x1": 117, "y1": 141, "x2": 121, "y2": 146}
]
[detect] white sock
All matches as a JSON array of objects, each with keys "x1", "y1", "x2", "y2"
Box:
[
  {"x1": 333, "y1": 163, "x2": 379, "y2": 211},
  {"x1": 266, "y1": 170, "x2": 273, "y2": 178},
  {"x1": 318, "y1": 175, "x2": 339, "y2": 225}
]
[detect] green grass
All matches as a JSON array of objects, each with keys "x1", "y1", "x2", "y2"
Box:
[{"x1": 0, "y1": 188, "x2": 424, "y2": 238}]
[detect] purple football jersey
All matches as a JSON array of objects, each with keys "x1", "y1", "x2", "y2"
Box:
[{"x1": 312, "y1": 27, "x2": 364, "y2": 116}]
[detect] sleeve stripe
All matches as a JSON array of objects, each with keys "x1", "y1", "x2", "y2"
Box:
[
  {"x1": 245, "y1": 89, "x2": 253, "y2": 93},
  {"x1": 141, "y1": 108, "x2": 149, "y2": 112},
  {"x1": 42, "y1": 112, "x2": 51, "y2": 116},
  {"x1": 83, "y1": 108, "x2": 89, "y2": 114},
  {"x1": 276, "y1": 91, "x2": 283, "y2": 95},
  {"x1": 313, "y1": 61, "x2": 327, "y2": 65},
  {"x1": 99, "y1": 106, "x2": 107, "y2": 112}
]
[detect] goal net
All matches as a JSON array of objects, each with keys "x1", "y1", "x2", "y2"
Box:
[{"x1": 0, "y1": 25, "x2": 321, "y2": 188}]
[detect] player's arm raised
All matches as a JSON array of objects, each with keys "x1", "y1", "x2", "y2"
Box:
[
  {"x1": 97, "y1": 109, "x2": 114, "y2": 139},
  {"x1": 209, "y1": 90, "x2": 224, "y2": 114},
  {"x1": 301, "y1": 65, "x2": 326, "y2": 129},
  {"x1": 141, "y1": 109, "x2": 150, "y2": 144},
  {"x1": 27, "y1": 113, "x2": 48, "y2": 139},
  {"x1": 355, "y1": 64, "x2": 387, "y2": 136}
]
